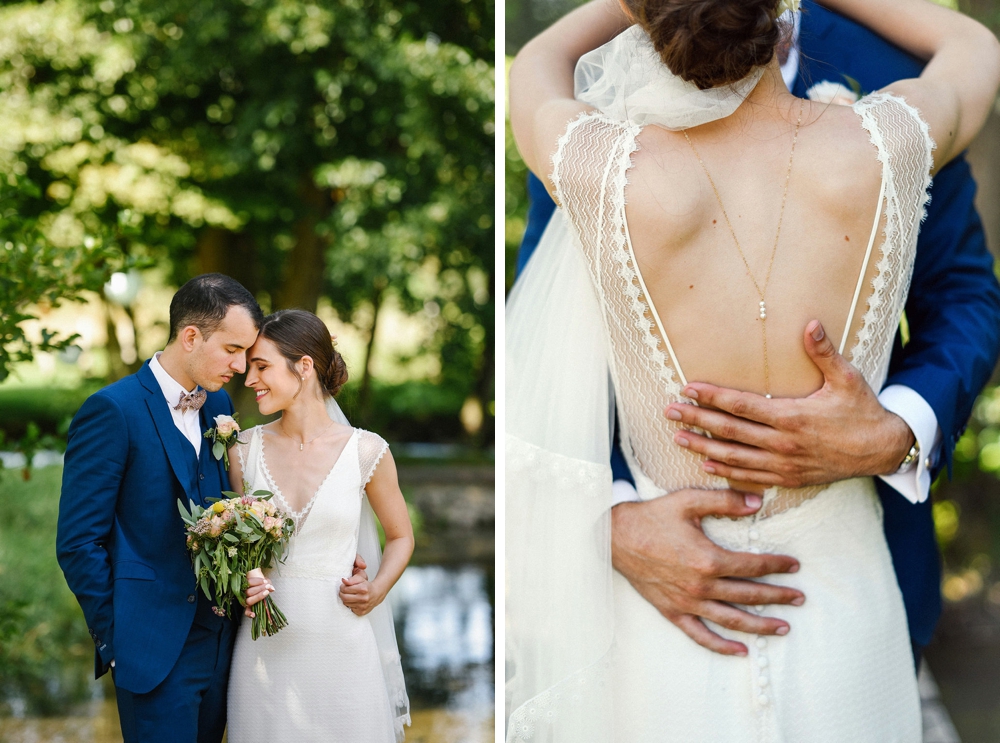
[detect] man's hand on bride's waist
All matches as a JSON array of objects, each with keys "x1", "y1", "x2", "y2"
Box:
[
  {"x1": 612, "y1": 490, "x2": 804, "y2": 657},
  {"x1": 663, "y1": 320, "x2": 914, "y2": 489}
]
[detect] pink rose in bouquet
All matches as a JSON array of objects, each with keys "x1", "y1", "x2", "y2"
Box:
[{"x1": 178, "y1": 488, "x2": 295, "y2": 639}]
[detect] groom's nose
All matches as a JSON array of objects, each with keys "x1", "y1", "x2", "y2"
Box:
[{"x1": 230, "y1": 354, "x2": 247, "y2": 374}]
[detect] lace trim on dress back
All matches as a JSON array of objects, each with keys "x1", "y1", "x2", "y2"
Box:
[
  {"x1": 848, "y1": 93, "x2": 935, "y2": 389},
  {"x1": 552, "y1": 93, "x2": 934, "y2": 520}
]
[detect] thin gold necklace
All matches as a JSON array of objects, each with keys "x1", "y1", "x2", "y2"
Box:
[
  {"x1": 682, "y1": 98, "x2": 805, "y2": 398},
  {"x1": 278, "y1": 419, "x2": 336, "y2": 452}
]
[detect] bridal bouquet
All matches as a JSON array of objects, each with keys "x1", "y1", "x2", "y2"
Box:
[{"x1": 178, "y1": 489, "x2": 295, "y2": 640}]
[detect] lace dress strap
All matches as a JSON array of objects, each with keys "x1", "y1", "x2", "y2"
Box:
[
  {"x1": 356, "y1": 429, "x2": 390, "y2": 491},
  {"x1": 847, "y1": 91, "x2": 934, "y2": 388}
]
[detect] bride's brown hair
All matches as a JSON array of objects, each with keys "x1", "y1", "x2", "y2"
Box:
[
  {"x1": 623, "y1": 0, "x2": 785, "y2": 90},
  {"x1": 259, "y1": 309, "x2": 348, "y2": 397}
]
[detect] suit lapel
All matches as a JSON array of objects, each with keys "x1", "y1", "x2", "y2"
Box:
[
  {"x1": 200, "y1": 393, "x2": 235, "y2": 495},
  {"x1": 138, "y1": 363, "x2": 196, "y2": 494}
]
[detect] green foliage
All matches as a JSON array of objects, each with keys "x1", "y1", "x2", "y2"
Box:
[
  {"x1": 0, "y1": 467, "x2": 94, "y2": 715},
  {"x1": 504, "y1": 56, "x2": 527, "y2": 295},
  {"x1": 0, "y1": 0, "x2": 495, "y2": 441},
  {"x1": 0, "y1": 383, "x2": 101, "y2": 438}
]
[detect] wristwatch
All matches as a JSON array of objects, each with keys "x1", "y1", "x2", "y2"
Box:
[{"x1": 894, "y1": 439, "x2": 920, "y2": 475}]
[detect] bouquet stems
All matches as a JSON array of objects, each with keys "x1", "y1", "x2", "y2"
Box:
[{"x1": 251, "y1": 593, "x2": 289, "y2": 640}]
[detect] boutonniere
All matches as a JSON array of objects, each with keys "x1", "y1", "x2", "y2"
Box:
[
  {"x1": 776, "y1": 0, "x2": 800, "y2": 15},
  {"x1": 204, "y1": 414, "x2": 241, "y2": 468},
  {"x1": 806, "y1": 77, "x2": 865, "y2": 106}
]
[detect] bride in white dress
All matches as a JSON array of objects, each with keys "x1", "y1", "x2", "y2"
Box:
[
  {"x1": 507, "y1": 0, "x2": 999, "y2": 740},
  {"x1": 225, "y1": 309, "x2": 413, "y2": 742}
]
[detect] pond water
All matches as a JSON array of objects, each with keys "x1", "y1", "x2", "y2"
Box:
[{"x1": 0, "y1": 564, "x2": 494, "y2": 743}]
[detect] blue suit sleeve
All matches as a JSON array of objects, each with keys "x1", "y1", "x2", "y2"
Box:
[
  {"x1": 883, "y1": 156, "x2": 1000, "y2": 476},
  {"x1": 56, "y1": 392, "x2": 129, "y2": 673}
]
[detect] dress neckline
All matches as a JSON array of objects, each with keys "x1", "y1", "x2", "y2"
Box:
[{"x1": 257, "y1": 426, "x2": 356, "y2": 529}]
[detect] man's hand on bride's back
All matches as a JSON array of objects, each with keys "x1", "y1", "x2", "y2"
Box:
[
  {"x1": 664, "y1": 321, "x2": 914, "y2": 488},
  {"x1": 611, "y1": 490, "x2": 804, "y2": 656}
]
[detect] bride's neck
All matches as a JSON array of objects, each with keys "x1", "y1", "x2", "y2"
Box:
[
  {"x1": 277, "y1": 395, "x2": 331, "y2": 440},
  {"x1": 727, "y1": 58, "x2": 798, "y2": 127}
]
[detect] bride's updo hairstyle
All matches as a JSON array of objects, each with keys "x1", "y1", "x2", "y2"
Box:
[
  {"x1": 258, "y1": 309, "x2": 348, "y2": 397},
  {"x1": 624, "y1": 0, "x2": 784, "y2": 90}
]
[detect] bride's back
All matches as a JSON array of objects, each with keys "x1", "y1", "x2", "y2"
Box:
[{"x1": 625, "y1": 99, "x2": 883, "y2": 399}]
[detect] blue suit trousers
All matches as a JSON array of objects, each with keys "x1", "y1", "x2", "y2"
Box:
[{"x1": 114, "y1": 594, "x2": 235, "y2": 743}]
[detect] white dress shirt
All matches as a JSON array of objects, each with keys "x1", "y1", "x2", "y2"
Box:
[
  {"x1": 149, "y1": 352, "x2": 203, "y2": 455},
  {"x1": 611, "y1": 11, "x2": 941, "y2": 506}
]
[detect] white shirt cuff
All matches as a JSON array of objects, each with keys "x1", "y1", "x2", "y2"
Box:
[
  {"x1": 877, "y1": 385, "x2": 941, "y2": 504},
  {"x1": 611, "y1": 479, "x2": 641, "y2": 507}
]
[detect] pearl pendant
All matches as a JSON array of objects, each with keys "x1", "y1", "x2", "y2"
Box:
[{"x1": 759, "y1": 300, "x2": 767, "y2": 320}]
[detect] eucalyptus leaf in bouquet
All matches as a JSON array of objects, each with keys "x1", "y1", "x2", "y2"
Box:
[{"x1": 178, "y1": 488, "x2": 295, "y2": 640}]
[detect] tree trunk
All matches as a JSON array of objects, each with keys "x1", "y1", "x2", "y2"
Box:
[
  {"x1": 122, "y1": 304, "x2": 143, "y2": 374},
  {"x1": 194, "y1": 227, "x2": 264, "y2": 422},
  {"x1": 472, "y1": 264, "x2": 496, "y2": 447},
  {"x1": 103, "y1": 300, "x2": 130, "y2": 382},
  {"x1": 273, "y1": 178, "x2": 329, "y2": 312},
  {"x1": 196, "y1": 228, "x2": 261, "y2": 300},
  {"x1": 358, "y1": 282, "x2": 385, "y2": 420}
]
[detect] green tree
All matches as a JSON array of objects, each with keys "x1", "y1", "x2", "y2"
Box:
[{"x1": 0, "y1": 0, "x2": 494, "y2": 442}]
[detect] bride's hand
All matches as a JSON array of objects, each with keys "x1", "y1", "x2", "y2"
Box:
[
  {"x1": 340, "y1": 573, "x2": 384, "y2": 616},
  {"x1": 352, "y1": 552, "x2": 368, "y2": 581},
  {"x1": 243, "y1": 567, "x2": 274, "y2": 619}
]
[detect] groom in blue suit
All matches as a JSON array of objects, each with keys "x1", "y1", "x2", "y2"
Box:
[
  {"x1": 57, "y1": 274, "x2": 263, "y2": 742},
  {"x1": 516, "y1": 2, "x2": 1000, "y2": 662}
]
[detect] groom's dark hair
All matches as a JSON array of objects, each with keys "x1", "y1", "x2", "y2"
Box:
[{"x1": 167, "y1": 273, "x2": 264, "y2": 342}]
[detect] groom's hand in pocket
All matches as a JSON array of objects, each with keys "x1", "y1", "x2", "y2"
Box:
[
  {"x1": 664, "y1": 321, "x2": 914, "y2": 488},
  {"x1": 611, "y1": 490, "x2": 804, "y2": 656}
]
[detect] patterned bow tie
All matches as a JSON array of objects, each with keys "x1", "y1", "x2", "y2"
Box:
[{"x1": 174, "y1": 389, "x2": 207, "y2": 413}]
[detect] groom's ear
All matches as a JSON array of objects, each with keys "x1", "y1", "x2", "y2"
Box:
[{"x1": 178, "y1": 325, "x2": 201, "y2": 352}]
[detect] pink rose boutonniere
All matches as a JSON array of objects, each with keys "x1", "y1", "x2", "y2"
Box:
[{"x1": 204, "y1": 414, "x2": 241, "y2": 468}]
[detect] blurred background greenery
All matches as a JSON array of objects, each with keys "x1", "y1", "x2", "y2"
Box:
[
  {"x1": 505, "y1": 0, "x2": 1000, "y2": 740},
  {"x1": 0, "y1": 0, "x2": 494, "y2": 740}
]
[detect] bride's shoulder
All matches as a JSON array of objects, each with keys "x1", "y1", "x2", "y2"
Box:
[
  {"x1": 353, "y1": 428, "x2": 390, "y2": 479},
  {"x1": 354, "y1": 427, "x2": 389, "y2": 454},
  {"x1": 235, "y1": 423, "x2": 263, "y2": 446}
]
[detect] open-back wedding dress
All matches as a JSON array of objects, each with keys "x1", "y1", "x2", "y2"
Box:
[
  {"x1": 506, "y1": 26, "x2": 933, "y2": 743},
  {"x1": 227, "y1": 419, "x2": 409, "y2": 742}
]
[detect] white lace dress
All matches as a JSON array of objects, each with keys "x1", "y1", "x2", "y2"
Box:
[
  {"x1": 227, "y1": 426, "x2": 399, "y2": 743},
  {"x1": 506, "y1": 93, "x2": 933, "y2": 743}
]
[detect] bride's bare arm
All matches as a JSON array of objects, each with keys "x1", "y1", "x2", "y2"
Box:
[
  {"x1": 339, "y1": 451, "x2": 414, "y2": 616},
  {"x1": 509, "y1": 0, "x2": 630, "y2": 194},
  {"x1": 818, "y1": 0, "x2": 1000, "y2": 172},
  {"x1": 227, "y1": 447, "x2": 245, "y2": 495}
]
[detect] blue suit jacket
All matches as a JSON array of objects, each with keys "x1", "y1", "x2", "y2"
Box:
[
  {"x1": 57, "y1": 361, "x2": 236, "y2": 693},
  {"x1": 515, "y1": 2, "x2": 1000, "y2": 647}
]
